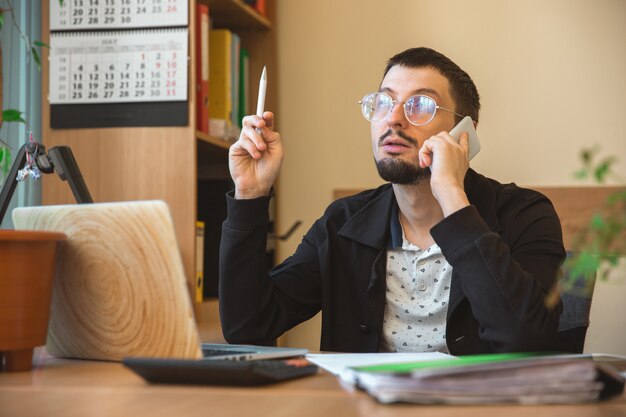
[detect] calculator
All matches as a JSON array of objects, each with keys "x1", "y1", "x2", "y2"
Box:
[{"x1": 123, "y1": 357, "x2": 319, "y2": 386}]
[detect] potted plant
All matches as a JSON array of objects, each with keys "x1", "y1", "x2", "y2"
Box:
[{"x1": 549, "y1": 148, "x2": 626, "y2": 303}]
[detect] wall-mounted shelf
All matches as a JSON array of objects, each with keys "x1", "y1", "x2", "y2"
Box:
[
  {"x1": 197, "y1": 131, "x2": 232, "y2": 150},
  {"x1": 201, "y1": 0, "x2": 271, "y2": 30}
]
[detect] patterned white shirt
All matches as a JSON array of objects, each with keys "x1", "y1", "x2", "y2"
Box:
[{"x1": 380, "y1": 234, "x2": 452, "y2": 353}]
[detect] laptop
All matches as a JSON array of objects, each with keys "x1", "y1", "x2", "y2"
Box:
[{"x1": 12, "y1": 200, "x2": 307, "y2": 362}]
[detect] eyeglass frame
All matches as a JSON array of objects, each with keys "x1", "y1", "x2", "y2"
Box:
[{"x1": 359, "y1": 92, "x2": 465, "y2": 126}]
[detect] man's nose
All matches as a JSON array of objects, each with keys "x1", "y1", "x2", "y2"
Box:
[{"x1": 386, "y1": 101, "x2": 408, "y2": 127}]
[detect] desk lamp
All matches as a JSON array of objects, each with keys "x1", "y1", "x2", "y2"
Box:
[{"x1": 0, "y1": 141, "x2": 93, "y2": 224}]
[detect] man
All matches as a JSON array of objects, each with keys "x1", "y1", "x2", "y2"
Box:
[{"x1": 219, "y1": 47, "x2": 566, "y2": 355}]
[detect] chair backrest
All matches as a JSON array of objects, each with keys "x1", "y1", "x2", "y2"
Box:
[
  {"x1": 553, "y1": 257, "x2": 597, "y2": 353},
  {"x1": 532, "y1": 187, "x2": 622, "y2": 353}
]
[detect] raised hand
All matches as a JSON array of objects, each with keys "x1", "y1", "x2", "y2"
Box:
[{"x1": 229, "y1": 111, "x2": 284, "y2": 199}]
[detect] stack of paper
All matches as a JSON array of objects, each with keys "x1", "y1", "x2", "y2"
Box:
[
  {"x1": 306, "y1": 352, "x2": 453, "y2": 382},
  {"x1": 351, "y1": 353, "x2": 625, "y2": 405}
]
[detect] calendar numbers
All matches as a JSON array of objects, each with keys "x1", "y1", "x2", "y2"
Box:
[
  {"x1": 51, "y1": 0, "x2": 187, "y2": 30},
  {"x1": 49, "y1": 0, "x2": 187, "y2": 104},
  {"x1": 49, "y1": 29, "x2": 188, "y2": 104}
]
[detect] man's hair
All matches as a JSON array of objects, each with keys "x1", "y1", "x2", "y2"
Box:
[{"x1": 383, "y1": 47, "x2": 480, "y2": 123}]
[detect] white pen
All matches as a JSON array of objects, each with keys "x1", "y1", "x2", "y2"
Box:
[{"x1": 255, "y1": 66, "x2": 267, "y2": 134}]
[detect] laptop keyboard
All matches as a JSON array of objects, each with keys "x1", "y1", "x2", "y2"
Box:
[{"x1": 201, "y1": 348, "x2": 253, "y2": 358}]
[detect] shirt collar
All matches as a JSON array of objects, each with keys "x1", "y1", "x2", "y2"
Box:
[{"x1": 388, "y1": 202, "x2": 403, "y2": 249}]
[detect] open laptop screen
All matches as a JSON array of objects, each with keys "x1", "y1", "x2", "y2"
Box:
[{"x1": 13, "y1": 201, "x2": 307, "y2": 362}]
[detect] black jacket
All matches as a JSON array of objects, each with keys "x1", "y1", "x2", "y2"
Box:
[{"x1": 219, "y1": 170, "x2": 566, "y2": 354}]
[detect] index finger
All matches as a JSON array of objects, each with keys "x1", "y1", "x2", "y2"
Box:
[
  {"x1": 458, "y1": 131, "x2": 469, "y2": 156},
  {"x1": 262, "y1": 111, "x2": 275, "y2": 130},
  {"x1": 418, "y1": 138, "x2": 435, "y2": 168},
  {"x1": 242, "y1": 114, "x2": 266, "y2": 130}
]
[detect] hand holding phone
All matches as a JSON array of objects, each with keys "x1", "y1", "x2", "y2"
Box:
[
  {"x1": 425, "y1": 116, "x2": 477, "y2": 216},
  {"x1": 449, "y1": 116, "x2": 481, "y2": 160}
]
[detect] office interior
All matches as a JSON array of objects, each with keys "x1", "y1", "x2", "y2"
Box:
[{"x1": 1, "y1": 0, "x2": 625, "y2": 359}]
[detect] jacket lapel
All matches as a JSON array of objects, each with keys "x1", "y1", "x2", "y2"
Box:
[
  {"x1": 336, "y1": 185, "x2": 395, "y2": 341},
  {"x1": 337, "y1": 185, "x2": 395, "y2": 250}
]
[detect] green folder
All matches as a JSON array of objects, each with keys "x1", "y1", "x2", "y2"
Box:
[{"x1": 352, "y1": 352, "x2": 543, "y2": 374}]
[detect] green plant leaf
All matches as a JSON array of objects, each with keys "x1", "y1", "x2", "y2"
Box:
[
  {"x1": 607, "y1": 190, "x2": 626, "y2": 205},
  {"x1": 0, "y1": 144, "x2": 11, "y2": 177},
  {"x1": 567, "y1": 251, "x2": 599, "y2": 281},
  {"x1": 590, "y1": 213, "x2": 605, "y2": 231},
  {"x1": 580, "y1": 148, "x2": 593, "y2": 164},
  {"x1": 568, "y1": 145, "x2": 624, "y2": 285},
  {"x1": 593, "y1": 157, "x2": 617, "y2": 183},
  {"x1": 573, "y1": 168, "x2": 588, "y2": 180},
  {"x1": 33, "y1": 40, "x2": 50, "y2": 49},
  {"x1": 2, "y1": 109, "x2": 26, "y2": 123},
  {"x1": 59, "y1": 0, "x2": 65, "y2": 7},
  {"x1": 0, "y1": 10, "x2": 4, "y2": 32},
  {"x1": 606, "y1": 253, "x2": 620, "y2": 266},
  {"x1": 0, "y1": 146, "x2": 11, "y2": 178},
  {"x1": 31, "y1": 47, "x2": 42, "y2": 70}
]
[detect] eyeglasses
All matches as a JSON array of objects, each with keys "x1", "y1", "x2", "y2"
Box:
[{"x1": 359, "y1": 92, "x2": 464, "y2": 126}]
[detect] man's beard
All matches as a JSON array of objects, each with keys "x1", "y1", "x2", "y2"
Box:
[
  {"x1": 375, "y1": 128, "x2": 430, "y2": 185},
  {"x1": 375, "y1": 157, "x2": 430, "y2": 185}
]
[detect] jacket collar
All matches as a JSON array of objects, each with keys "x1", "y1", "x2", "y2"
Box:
[
  {"x1": 337, "y1": 184, "x2": 396, "y2": 250},
  {"x1": 337, "y1": 169, "x2": 502, "y2": 248}
]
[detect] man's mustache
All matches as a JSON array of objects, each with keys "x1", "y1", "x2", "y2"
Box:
[{"x1": 379, "y1": 129, "x2": 419, "y2": 146}]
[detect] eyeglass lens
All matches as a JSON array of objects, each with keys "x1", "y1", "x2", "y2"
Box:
[{"x1": 361, "y1": 93, "x2": 437, "y2": 126}]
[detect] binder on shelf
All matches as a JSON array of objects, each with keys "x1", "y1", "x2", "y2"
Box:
[
  {"x1": 195, "y1": 221, "x2": 205, "y2": 304},
  {"x1": 238, "y1": 48, "x2": 250, "y2": 128},
  {"x1": 196, "y1": 4, "x2": 210, "y2": 134},
  {"x1": 255, "y1": 0, "x2": 267, "y2": 16},
  {"x1": 231, "y1": 33, "x2": 241, "y2": 129},
  {"x1": 243, "y1": 0, "x2": 266, "y2": 17},
  {"x1": 208, "y1": 29, "x2": 233, "y2": 138}
]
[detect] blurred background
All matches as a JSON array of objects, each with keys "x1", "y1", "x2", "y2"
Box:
[{"x1": 272, "y1": 0, "x2": 626, "y2": 352}]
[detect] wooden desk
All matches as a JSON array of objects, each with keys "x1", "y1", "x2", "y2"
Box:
[{"x1": 1, "y1": 351, "x2": 625, "y2": 417}]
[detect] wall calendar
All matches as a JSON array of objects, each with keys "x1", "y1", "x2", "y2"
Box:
[
  {"x1": 50, "y1": 0, "x2": 188, "y2": 30},
  {"x1": 49, "y1": 28, "x2": 188, "y2": 104},
  {"x1": 48, "y1": 0, "x2": 188, "y2": 127}
]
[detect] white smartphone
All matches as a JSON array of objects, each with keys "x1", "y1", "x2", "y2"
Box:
[{"x1": 449, "y1": 115, "x2": 481, "y2": 160}]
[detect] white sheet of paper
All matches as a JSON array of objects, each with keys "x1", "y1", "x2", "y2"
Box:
[{"x1": 306, "y1": 352, "x2": 454, "y2": 384}]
